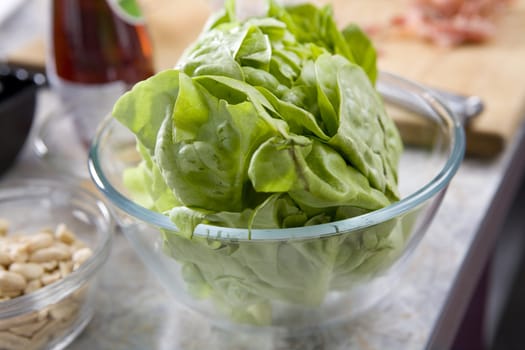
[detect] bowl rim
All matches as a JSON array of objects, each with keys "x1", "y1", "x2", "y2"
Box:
[
  {"x1": 0, "y1": 179, "x2": 114, "y2": 318},
  {"x1": 88, "y1": 74, "x2": 465, "y2": 241}
]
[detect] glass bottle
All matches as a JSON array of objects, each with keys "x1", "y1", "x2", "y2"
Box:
[{"x1": 47, "y1": 0, "x2": 155, "y2": 147}]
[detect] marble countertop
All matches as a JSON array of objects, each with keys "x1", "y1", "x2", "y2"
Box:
[{"x1": 2, "y1": 81, "x2": 523, "y2": 350}]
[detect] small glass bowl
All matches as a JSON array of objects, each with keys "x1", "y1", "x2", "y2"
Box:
[
  {"x1": 88, "y1": 74, "x2": 464, "y2": 332},
  {"x1": 0, "y1": 179, "x2": 113, "y2": 350}
]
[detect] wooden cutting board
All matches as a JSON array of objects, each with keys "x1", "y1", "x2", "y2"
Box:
[
  {"x1": 334, "y1": 0, "x2": 525, "y2": 157},
  {"x1": 9, "y1": 0, "x2": 525, "y2": 157}
]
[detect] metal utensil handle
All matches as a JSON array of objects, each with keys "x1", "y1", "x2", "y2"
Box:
[{"x1": 378, "y1": 71, "x2": 484, "y2": 125}]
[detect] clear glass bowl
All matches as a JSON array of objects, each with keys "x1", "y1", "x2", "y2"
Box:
[
  {"x1": 88, "y1": 73, "x2": 465, "y2": 331},
  {"x1": 0, "y1": 179, "x2": 113, "y2": 349}
]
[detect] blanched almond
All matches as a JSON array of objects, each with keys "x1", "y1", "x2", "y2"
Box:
[
  {"x1": 9, "y1": 263, "x2": 44, "y2": 280},
  {"x1": 0, "y1": 271, "x2": 26, "y2": 293},
  {"x1": 26, "y1": 232, "x2": 54, "y2": 252},
  {"x1": 29, "y1": 246, "x2": 70, "y2": 263},
  {"x1": 55, "y1": 224, "x2": 76, "y2": 244}
]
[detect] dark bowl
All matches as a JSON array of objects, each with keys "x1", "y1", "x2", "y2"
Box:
[{"x1": 0, "y1": 64, "x2": 45, "y2": 176}]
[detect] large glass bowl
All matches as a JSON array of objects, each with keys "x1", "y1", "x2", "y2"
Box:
[{"x1": 88, "y1": 73, "x2": 465, "y2": 332}]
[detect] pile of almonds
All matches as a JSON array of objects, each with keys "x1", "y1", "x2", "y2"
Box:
[
  {"x1": 0, "y1": 219, "x2": 93, "y2": 301},
  {"x1": 0, "y1": 219, "x2": 95, "y2": 350}
]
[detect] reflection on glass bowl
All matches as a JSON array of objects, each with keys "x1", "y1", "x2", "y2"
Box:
[
  {"x1": 32, "y1": 111, "x2": 89, "y2": 178},
  {"x1": 88, "y1": 74, "x2": 465, "y2": 332}
]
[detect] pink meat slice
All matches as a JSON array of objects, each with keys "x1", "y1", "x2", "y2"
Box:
[{"x1": 390, "y1": 0, "x2": 513, "y2": 46}]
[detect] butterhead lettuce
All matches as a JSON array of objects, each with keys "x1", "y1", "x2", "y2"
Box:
[{"x1": 112, "y1": 0, "x2": 408, "y2": 325}]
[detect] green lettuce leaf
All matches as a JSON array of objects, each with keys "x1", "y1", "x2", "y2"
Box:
[{"x1": 112, "y1": 0, "x2": 406, "y2": 325}]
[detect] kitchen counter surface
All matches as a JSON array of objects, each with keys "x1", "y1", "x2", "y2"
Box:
[{"x1": 3, "y1": 1, "x2": 525, "y2": 349}]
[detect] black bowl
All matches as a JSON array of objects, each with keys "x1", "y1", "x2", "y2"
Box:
[{"x1": 0, "y1": 64, "x2": 45, "y2": 176}]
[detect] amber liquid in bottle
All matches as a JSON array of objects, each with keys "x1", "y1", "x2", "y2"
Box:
[
  {"x1": 51, "y1": 0, "x2": 154, "y2": 84},
  {"x1": 48, "y1": 0, "x2": 155, "y2": 145}
]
